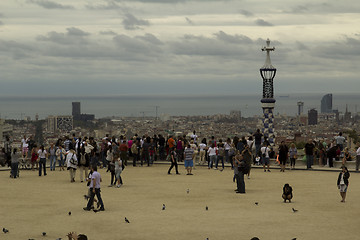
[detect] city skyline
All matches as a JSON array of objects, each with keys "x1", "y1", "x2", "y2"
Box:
[{"x1": 0, "y1": 0, "x2": 359, "y2": 97}]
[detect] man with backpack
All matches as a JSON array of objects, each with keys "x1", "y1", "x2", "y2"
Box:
[{"x1": 261, "y1": 143, "x2": 271, "y2": 172}]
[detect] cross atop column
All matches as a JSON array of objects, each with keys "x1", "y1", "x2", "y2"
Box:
[{"x1": 261, "y1": 38, "x2": 275, "y2": 69}]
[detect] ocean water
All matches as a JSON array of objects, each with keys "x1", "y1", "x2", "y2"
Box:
[{"x1": 0, "y1": 93, "x2": 359, "y2": 119}]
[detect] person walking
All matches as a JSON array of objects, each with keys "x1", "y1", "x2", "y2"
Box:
[
  {"x1": 207, "y1": 143, "x2": 218, "y2": 169},
  {"x1": 356, "y1": 143, "x2": 360, "y2": 172},
  {"x1": 304, "y1": 139, "x2": 315, "y2": 170},
  {"x1": 278, "y1": 141, "x2": 289, "y2": 172},
  {"x1": 233, "y1": 151, "x2": 245, "y2": 194},
  {"x1": 10, "y1": 148, "x2": 19, "y2": 178},
  {"x1": 342, "y1": 147, "x2": 351, "y2": 166},
  {"x1": 198, "y1": 138, "x2": 207, "y2": 165},
  {"x1": 84, "y1": 165, "x2": 105, "y2": 211},
  {"x1": 114, "y1": 154, "x2": 123, "y2": 188},
  {"x1": 253, "y1": 129, "x2": 263, "y2": 157},
  {"x1": 78, "y1": 147, "x2": 89, "y2": 183},
  {"x1": 337, "y1": 166, "x2": 350, "y2": 202},
  {"x1": 37, "y1": 145, "x2": 48, "y2": 176},
  {"x1": 66, "y1": 147, "x2": 78, "y2": 182},
  {"x1": 167, "y1": 148, "x2": 179, "y2": 174},
  {"x1": 48, "y1": 143, "x2": 57, "y2": 171},
  {"x1": 184, "y1": 143, "x2": 195, "y2": 175},
  {"x1": 260, "y1": 143, "x2": 271, "y2": 172},
  {"x1": 289, "y1": 143, "x2": 297, "y2": 170},
  {"x1": 56, "y1": 145, "x2": 66, "y2": 171}
]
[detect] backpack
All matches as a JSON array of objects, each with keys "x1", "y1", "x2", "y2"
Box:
[
  {"x1": 80, "y1": 154, "x2": 86, "y2": 165},
  {"x1": 238, "y1": 160, "x2": 250, "y2": 174}
]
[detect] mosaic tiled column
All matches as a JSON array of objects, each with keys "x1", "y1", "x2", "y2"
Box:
[{"x1": 262, "y1": 107, "x2": 275, "y2": 145}]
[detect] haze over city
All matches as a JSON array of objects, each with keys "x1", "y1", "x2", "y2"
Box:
[{"x1": 1, "y1": 0, "x2": 359, "y2": 97}]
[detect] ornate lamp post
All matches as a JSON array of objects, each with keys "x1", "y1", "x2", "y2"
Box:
[{"x1": 260, "y1": 39, "x2": 276, "y2": 145}]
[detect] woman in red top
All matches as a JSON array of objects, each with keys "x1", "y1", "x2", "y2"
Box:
[{"x1": 30, "y1": 144, "x2": 38, "y2": 170}]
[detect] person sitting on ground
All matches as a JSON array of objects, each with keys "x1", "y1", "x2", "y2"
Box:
[
  {"x1": 282, "y1": 183, "x2": 293, "y2": 203},
  {"x1": 67, "y1": 231, "x2": 88, "y2": 240}
]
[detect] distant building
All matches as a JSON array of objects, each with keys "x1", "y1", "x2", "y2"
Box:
[
  {"x1": 297, "y1": 101, "x2": 304, "y2": 116},
  {"x1": 47, "y1": 115, "x2": 73, "y2": 133},
  {"x1": 344, "y1": 104, "x2": 351, "y2": 122},
  {"x1": 321, "y1": 94, "x2": 332, "y2": 113},
  {"x1": 230, "y1": 110, "x2": 241, "y2": 120},
  {"x1": 72, "y1": 102, "x2": 95, "y2": 121},
  {"x1": 0, "y1": 119, "x2": 13, "y2": 141},
  {"x1": 72, "y1": 102, "x2": 81, "y2": 117},
  {"x1": 308, "y1": 108, "x2": 318, "y2": 125}
]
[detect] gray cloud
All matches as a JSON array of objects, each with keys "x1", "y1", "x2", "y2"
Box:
[
  {"x1": 36, "y1": 27, "x2": 90, "y2": 45},
  {"x1": 312, "y1": 35, "x2": 360, "y2": 59},
  {"x1": 86, "y1": 1, "x2": 124, "y2": 10},
  {"x1": 214, "y1": 31, "x2": 253, "y2": 44},
  {"x1": 255, "y1": 19, "x2": 273, "y2": 26},
  {"x1": 99, "y1": 30, "x2": 118, "y2": 36},
  {"x1": 185, "y1": 17, "x2": 194, "y2": 25},
  {"x1": 122, "y1": 13, "x2": 150, "y2": 30},
  {"x1": 238, "y1": 9, "x2": 254, "y2": 17},
  {"x1": 135, "y1": 33, "x2": 163, "y2": 45},
  {"x1": 0, "y1": 20, "x2": 3, "y2": 26},
  {"x1": 27, "y1": 0, "x2": 74, "y2": 9}
]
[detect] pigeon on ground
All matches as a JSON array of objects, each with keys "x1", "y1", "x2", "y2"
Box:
[
  {"x1": 3, "y1": 228, "x2": 9, "y2": 233},
  {"x1": 255, "y1": 202, "x2": 259, "y2": 205},
  {"x1": 162, "y1": 204, "x2": 166, "y2": 210},
  {"x1": 68, "y1": 211, "x2": 71, "y2": 216},
  {"x1": 187, "y1": 189, "x2": 190, "y2": 194},
  {"x1": 42, "y1": 232, "x2": 46, "y2": 236},
  {"x1": 125, "y1": 217, "x2": 130, "y2": 223},
  {"x1": 292, "y1": 208, "x2": 298, "y2": 213},
  {"x1": 205, "y1": 206, "x2": 208, "y2": 211}
]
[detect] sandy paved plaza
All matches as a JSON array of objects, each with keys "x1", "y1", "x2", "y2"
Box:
[{"x1": 1, "y1": 164, "x2": 359, "y2": 240}]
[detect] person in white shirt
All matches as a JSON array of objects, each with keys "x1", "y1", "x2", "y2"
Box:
[
  {"x1": 37, "y1": 145, "x2": 48, "y2": 176},
  {"x1": 260, "y1": 143, "x2": 271, "y2": 172},
  {"x1": 207, "y1": 143, "x2": 218, "y2": 169},
  {"x1": 66, "y1": 148, "x2": 78, "y2": 182},
  {"x1": 190, "y1": 130, "x2": 198, "y2": 145},
  {"x1": 356, "y1": 143, "x2": 360, "y2": 172},
  {"x1": 21, "y1": 135, "x2": 29, "y2": 158},
  {"x1": 198, "y1": 138, "x2": 207, "y2": 165},
  {"x1": 56, "y1": 145, "x2": 66, "y2": 171}
]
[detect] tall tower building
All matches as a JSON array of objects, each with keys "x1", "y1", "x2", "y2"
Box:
[
  {"x1": 260, "y1": 39, "x2": 276, "y2": 145},
  {"x1": 321, "y1": 94, "x2": 332, "y2": 113},
  {"x1": 72, "y1": 102, "x2": 81, "y2": 119},
  {"x1": 297, "y1": 101, "x2": 304, "y2": 116},
  {"x1": 308, "y1": 108, "x2": 318, "y2": 125}
]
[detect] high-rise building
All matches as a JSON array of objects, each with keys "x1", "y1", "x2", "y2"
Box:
[
  {"x1": 72, "y1": 102, "x2": 81, "y2": 117},
  {"x1": 297, "y1": 101, "x2": 304, "y2": 116},
  {"x1": 260, "y1": 39, "x2": 276, "y2": 145},
  {"x1": 72, "y1": 102, "x2": 95, "y2": 121},
  {"x1": 308, "y1": 109, "x2": 318, "y2": 125},
  {"x1": 321, "y1": 94, "x2": 332, "y2": 113},
  {"x1": 47, "y1": 115, "x2": 73, "y2": 133}
]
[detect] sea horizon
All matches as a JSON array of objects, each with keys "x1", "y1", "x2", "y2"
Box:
[{"x1": 0, "y1": 92, "x2": 359, "y2": 120}]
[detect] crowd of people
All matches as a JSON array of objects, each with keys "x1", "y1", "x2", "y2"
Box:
[{"x1": 1, "y1": 130, "x2": 359, "y2": 198}]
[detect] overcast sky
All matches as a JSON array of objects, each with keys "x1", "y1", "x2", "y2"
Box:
[{"x1": 1, "y1": 0, "x2": 359, "y2": 97}]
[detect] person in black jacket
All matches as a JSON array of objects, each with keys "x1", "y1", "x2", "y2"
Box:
[{"x1": 337, "y1": 166, "x2": 350, "y2": 202}]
